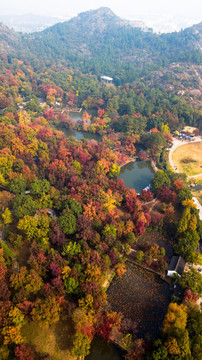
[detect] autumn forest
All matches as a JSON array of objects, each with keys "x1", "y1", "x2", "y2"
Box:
[{"x1": 0, "y1": 7, "x2": 202, "y2": 360}]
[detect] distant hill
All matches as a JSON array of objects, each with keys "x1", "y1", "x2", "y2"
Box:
[
  {"x1": 0, "y1": 7, "x2": 201, "y2": 83},
  {"x1": 0, "y1": 13, "x2": 66, "y2": 33}
]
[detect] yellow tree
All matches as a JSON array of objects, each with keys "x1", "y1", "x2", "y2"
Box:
[
  {"x1": 163, "y1": 303, "x2": 187, "y2": 333},
  {"x1": 2, "y1": 208, "x2": 12, "y2": 224}
]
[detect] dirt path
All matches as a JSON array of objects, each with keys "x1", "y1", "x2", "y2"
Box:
[
  {"x1": 193, "y1": 197, "x2": 202, "y2": 220},
  {"x1": 102, "y1": 270, "x2": 114, "y2": 288}
]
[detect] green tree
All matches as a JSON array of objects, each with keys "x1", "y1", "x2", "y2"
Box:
[
  {"x1": 108, "y1": 164, "x2": 120, "y2": 178},
  {"x1": 178, "y1": 188, "x2": 192, "y2": 204},
  {"x1": 64, "y1": 277, "x2": 79, "y2": 294},
  {"x1": 102, "y1": 224, "x2": 117, "y2": 240},
  {"x1": 13, "y1": 194, "x2": 37, "y2": 218},
  {"x1": 179, "y1": 267, "x2": 202, "y2": 297},
  {"x1": 147, "y1": 339, "x2": 168, "y2": 360},
  {"x1": 67, "y1": 198, "x2": 83, "y2": 217},
  {"x1": 58, "y1": 213, "x2": 77, "y2": 235},
  {"x1": 135, "y1": 250, "x2": 144, "y2": 264},
  {"x1": 10, "y1": 178, "x2": 27, "y2": 194},
  {"x1": 17, "y1": 212, "x2": 51, "y2": 249},
  {"x1": 9, "y1": 307, "x2": 25, "y2": 327},
  {"x1": 62, "y1": 241, "x2": 81, "y2": 257},
  {"x1": 126, "y1": 231, "x2": 136, "y2": 245},
  {"x1": 175, "y1": 230, "x2": 200, "y2": 261},
  {"x1": 122, "y1": 333, "x2": 133, "y2": 350},
  {"x1": 71, "y1": 331, "x2": 91, "y2": 357},
  {"x1": 30, "y1": 179, "x2": 50, "y2": 197},
  {"x1": 2, "y1": 208, "x2": 12, "y2": 224},
  {"x1": 31, "y1": 297, "x2": 60, "y2": 327},
  {"x1": 177, "y1": 207, "x2": 191, "y2": 233},
  {"x1": 151, "y1": 170, "x2": 171, "y2": 194}
]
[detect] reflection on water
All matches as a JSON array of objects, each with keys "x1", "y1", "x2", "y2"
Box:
[
  {"x1": 86, "y1": 337, "x2": 124, "y2": 360},
  {"x1": 119, "y1": 161, "x2": 154, "y2": 193},
  {"x1": 62, "y1": 128, "x2": 100, "y2": 142},
  {"x1": 69, "y1": 109, "x2": 97, "y2": 123}
]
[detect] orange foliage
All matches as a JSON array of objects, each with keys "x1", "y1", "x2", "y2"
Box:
[{"x1": 115, "y1": 263, "x2": 126, "y2": 277}]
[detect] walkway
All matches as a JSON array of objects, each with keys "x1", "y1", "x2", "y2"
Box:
[
  {"x1": 187, "y1": 173, "x2": 202, "y2": 179},
  {"x1": 193, "y1": 197, "x2": 202, "y2": 220}
]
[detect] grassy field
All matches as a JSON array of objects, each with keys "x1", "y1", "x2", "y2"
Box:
[
  {"x1": 172, "y1": 142, "x2": 202, "y2": 176},
  {"x1": 22, "y1": 320, "x2": 76, "y2": 360}
]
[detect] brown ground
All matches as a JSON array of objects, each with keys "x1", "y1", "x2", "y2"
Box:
[{"x1": 22, "y1": 319, "x2": 75, "y2": 360}]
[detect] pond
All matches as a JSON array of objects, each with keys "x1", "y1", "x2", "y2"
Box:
[
  {"x1": 69, "y1": 109, "x2": 97, "y2": 123},
  {"x1": 107, "y1": 263, "x2": 171, "y2": 341},
  {"x1": 61, "y1": 128, "x2": 100, "y2": 142},
  {"x1": 118, "y1": 161, "x2": 154, "y2": 193},
  {"x1": 86, "y1": 337, "x2": 124, "y2": 360},
  {"x1": 88, "y1": 263, "x2": 170, "y2": 360}
]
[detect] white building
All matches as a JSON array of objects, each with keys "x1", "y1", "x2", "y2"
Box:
[{"x1": 100, "y1": 75, "x2": 113, "y2": 83}]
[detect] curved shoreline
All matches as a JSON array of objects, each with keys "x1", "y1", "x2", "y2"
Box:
[{"x1": 119, "y1": 158, "x2": 136, "y2": 168}]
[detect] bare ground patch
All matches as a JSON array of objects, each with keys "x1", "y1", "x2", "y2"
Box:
[{"x1": 22, "y1": 319, "x2": 75, "y2": 360}]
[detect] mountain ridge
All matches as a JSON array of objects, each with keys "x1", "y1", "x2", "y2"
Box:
[{"x1": 0, "y1": 7, "x2": 201, "y2": 84}]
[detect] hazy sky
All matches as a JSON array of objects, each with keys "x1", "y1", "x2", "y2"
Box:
[{"x1": 1, "y1": 0, "x2": 202, "y2": 22}]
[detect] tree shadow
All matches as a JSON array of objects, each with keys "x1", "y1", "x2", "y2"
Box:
[{"x1": 53, "y1": 318, "x2": 74, "y2": 351}]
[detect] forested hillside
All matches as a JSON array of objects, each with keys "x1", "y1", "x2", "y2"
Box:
[
  {"x1": 0, "y1": 7, "x2": 201, "y2": 83},
  {"x1": 0, "y1": 7, "x2": 201, "y2": 360}
]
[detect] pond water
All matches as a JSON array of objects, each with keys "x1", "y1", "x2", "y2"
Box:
[
  {"x1": 61, "y1": 128, "x2": 100, "y2": 142},
  {"x1": 88, "y1": 262, "x2": 170, "y2": 360},
  {"x1": 86, "y1": 337, "x2": 124, "y2": 360},
  {"x1": 69, "y1": 109, "x2": 97, "y2": 123},
  {"x1": 107, "y1": 263, "x2": 171, "y2": 341},
  {"x1": 118, "y1": 161, "x2": 154, "y2": 193}
]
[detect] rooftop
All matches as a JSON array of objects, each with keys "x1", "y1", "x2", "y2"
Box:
[
  {"x1": 100, "y1": 75, "x2": 113, "y2": 81},
  {"x1": 167, "y1": 256, "x2": 186, "y2": 275}
]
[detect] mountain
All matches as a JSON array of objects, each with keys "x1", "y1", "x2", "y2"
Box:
[
  {"x1": 0, "y1": 7, "x2": 201, "y2": 83},
  {"x1": 22, "y1": 8, "x2": 201, "y2": 61},
  {"x1": 65, "y1": 7, "x2": 147, "y2": 32},
  {"x1": 0, "y1": 23, "x2": 22, "y2": 53}
]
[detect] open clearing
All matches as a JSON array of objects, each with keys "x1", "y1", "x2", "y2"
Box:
[
  {"x1": 172, "y1": 142, "x2": 202, "y2": 176},
  {"x1": 22, "y1": 320, "x2": 75, "y2": 360}
]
